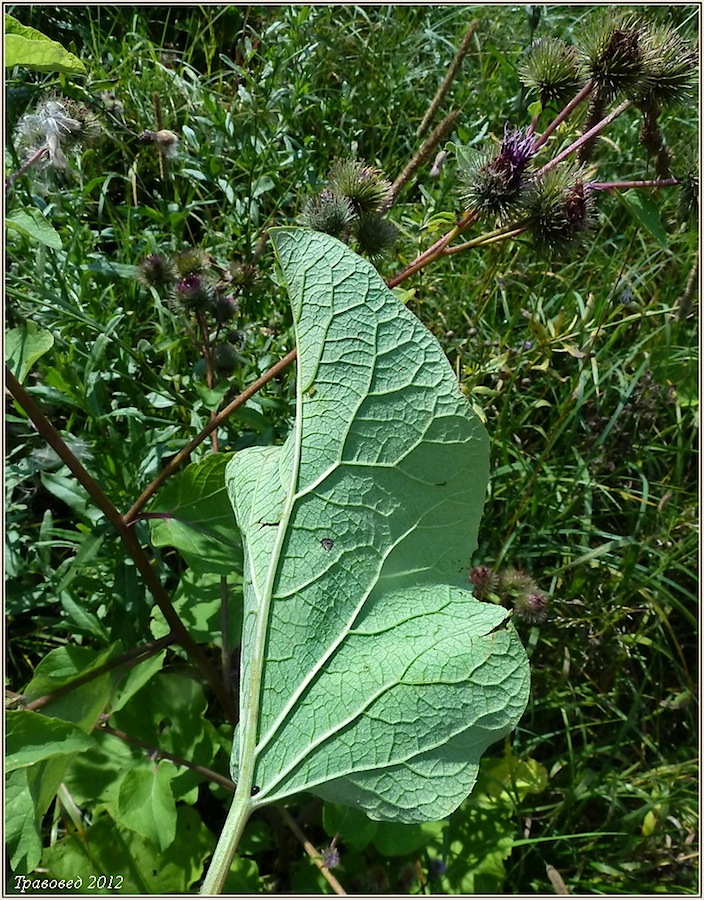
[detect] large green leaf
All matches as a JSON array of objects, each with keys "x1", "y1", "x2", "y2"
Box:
[
  {"x1": 4, "y1": 15, "x2": 86, "y2": 74},
  {"x1": 227, "y1": 228, "x2": 529, "y2": 823}
]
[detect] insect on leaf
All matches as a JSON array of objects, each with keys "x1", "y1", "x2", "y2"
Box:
[{"x1": 227, "y1": 228, "x2": 530, "y2": 823}]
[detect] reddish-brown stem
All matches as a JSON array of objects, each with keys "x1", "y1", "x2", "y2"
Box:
[
  {"x1": 5, "y1": 367, "x2": 236, "y2": 724},
  {"x1": 123, "y1": 347, "x2": 298, "y2": 522},
  {"x1": 536, "y1": 98, "x2": 632, "y2": 176},
  {"x1": 100, "y1": 722, "x2": 237, "y2": 790},
  {"x1": 532, "y1": 79, "x2": 595, "y2": 152},
  {"x1": 24, "y1": 634, "x2": 175, "y2": 712},
  {"x1": 386, "y1": 209, "x2": 478, "y2": 288},
  {"x1": 5, "y1": 144, "x2": 49, "y2": 190},
  {"x1": 589, "y1": 178, "x2": 679, "y2": 191}
]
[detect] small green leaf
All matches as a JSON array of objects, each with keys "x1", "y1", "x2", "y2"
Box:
[
  {"x1": 6, "y1": 710, "x2": 95, "y2": 771},
  {"x1": 619, "y1": 190, "x2": 669, "y2": 248},
  {"x1": 4, "y1": 15, "x2": 86, "y2": 74},
  {"x1": 116, "y1": 762, "x2": 177, "y2": 851},
  {"x1": 6, "y1": 322, "x2": 55, "y2": 383},
  {"x1": 6, "y1": 208, "x2": 63, "y2": 249},
  {"x1": 148, "y1": 453, "x2": 242, "y2": 574}
]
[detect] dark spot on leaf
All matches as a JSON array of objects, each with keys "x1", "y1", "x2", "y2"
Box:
[
  {"x1": 251, "y1": 785, "x2": 260, "y2": 795},
  {"x1": 321, "y1": 537, "x2": 334, "y2": 551}
]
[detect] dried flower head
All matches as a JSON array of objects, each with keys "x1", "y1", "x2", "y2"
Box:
[
  {"x1": 458, "y1": 126, "x2": 537, "y2": 223},
  {"x1": 138, "y1": 129, "x2": 180, "y2": 157},
  {"x1": 520, "y1": 37, "x2": 584, "y2": 107},
  {"x1": 301, "y1": 189, "x2": 355, "y2": 238},
  {"x1": 328, "y1": 158, "x2": 392, "y2": 215},
  {"x1": 14, "y1": 96, "x2": 97, "y2": 173},
  {"x1": 135, "y1": 253, "x2": 178, "y2": 290}
]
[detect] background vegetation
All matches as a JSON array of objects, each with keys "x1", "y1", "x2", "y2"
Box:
[{"x1": 6, "y1": 4, "x2": 698, "y2": 894}]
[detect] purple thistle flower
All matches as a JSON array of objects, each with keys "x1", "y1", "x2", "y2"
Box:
[{"x1": 493, "y1": 125, "x2": 539, "y2": 190}]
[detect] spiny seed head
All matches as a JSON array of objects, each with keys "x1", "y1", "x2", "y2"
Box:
[
  {"x1": 353, "y1": 213, "x2": 398, "y2": 262},
  {"x1": 519, "y1": 37, "x2": 584, "y2": 107},
  {"x1": 637, "y1": 24, "x2": 698, "y2": 108},
  {"x1": 301, "y1": 189, "x2": 355, "y2": 238},
  {"x1": 581, "y1": 13, "x2": 648, "y2": 100},
  {"x1": 469, "y1": 565, "x2": 500, "y2": 600},
  {"x1": 498, "y1": 567, "x2": 538, "y2": 598},
  {"x1": 174, "y1": 273, "x2": 213, "y2": 313},
  {"x1": 229, "y1": 261, "x2": 258, "y2": 287},
  {"x1": 525, "y1": 165, "x2": 596, "y2": 255},
  {"x1": 135, "y1": 253, "x2": 177, "y2": 290},
  {"x1": 676, "y1": 160, "x2": 699, "y2": 224},
  {"x1": 458, "y1": 127, "x2": 537, "y2": 223},
  {"x1": 174, "y1": 247, "x2": 212, "y2": 277},
  {"x1": 514, "y1": 590, "x2": 550, "y2": 624},
  {"x1": 328, "y1": 158, "x2": 392, "y2": 215},
  {"x1": 212, "y1": 343, "x2": 239, "y2": 375},
  {"x1": 212, "y1": 292, "x2": 239, "y2": 324}
]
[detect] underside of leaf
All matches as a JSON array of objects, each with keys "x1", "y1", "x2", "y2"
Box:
[{"x1": 226, "y1": 228, "x2": 530, "y2": 823}]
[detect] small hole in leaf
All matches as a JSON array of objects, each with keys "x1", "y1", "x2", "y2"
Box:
[{"x1": 320, "y1": 538, "x2": 334, "y2": 551}]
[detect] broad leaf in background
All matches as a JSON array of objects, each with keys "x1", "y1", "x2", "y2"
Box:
[
  {"x1": 618, "y1": 190, "x2": 669, "y2": 249},
  {"x1": 150, "y1": 569, "x2": 243, "y2": 649},
  {"x1": 6, "y1": 644, "x2": 125, "y2": 870},
  {"x1": 6, "y1": 711, "x2": 95, "y2": 772},
  {"x1": 6, "y1": 322, "x2": 55, "y2": 384},
  {"x1": 148, "y1": 453, "x2": 242, "y2": 575},
  {"x1": 43, "y1": 806, "x2": 213, "y2": 893},
  {"x1": 4, "y1": 14, "x2": 86, "y2": 73},
  {"x1": 116, "y1": 761, "x2": 178, "y2": 851},
  {"x1": 228, "y1": 228, "x2": 530, "y2": 823},
  {"x1": 6, "y1": 208, "x2": 63, "y2": 249}
]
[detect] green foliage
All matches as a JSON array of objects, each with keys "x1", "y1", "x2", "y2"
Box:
[
  {"x1": 5, "y1": 4, "x2": 698, "y2": 896},
  {"x1": 4, "y1": 15, "x2": 86, "y2": 74}
]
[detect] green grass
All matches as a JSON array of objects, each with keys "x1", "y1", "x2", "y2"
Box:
[{"x1": 6, "y1": 4, "x2": 698, "y2": 894}]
